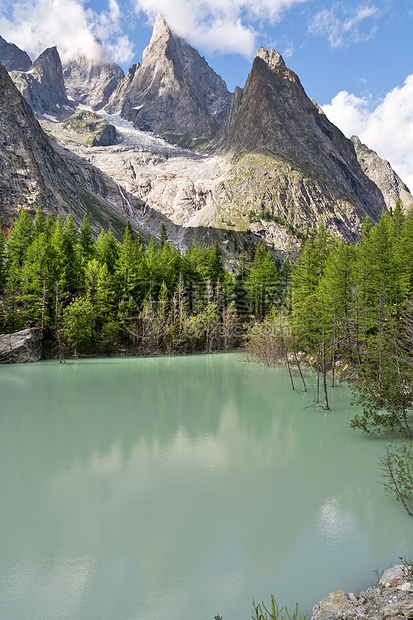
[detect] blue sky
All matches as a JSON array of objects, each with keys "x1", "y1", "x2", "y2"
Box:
[{"x1": 1, "y1": 0, "x2": 412, "y2": 190}]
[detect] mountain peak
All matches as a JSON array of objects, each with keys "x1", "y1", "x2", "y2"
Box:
[
  {"x1": 106, "y1": 13, "x2": 231, "y2": 138},
  {"x1": 9, "y1": 46, "x2": 74, "y2": 118},
  {"x1": 63, "y1": 54, "x2": 124, "y2": 110},
  {"x1": 31, "y1": 46, "x2": 62, "y2": 75},
  {"x1": 141, "y1": 12, "x2": 172, "y2": 60},
  {"x1": 256, "y1": 47, "x2": 285, "y2": 72},
  {"x1": 0, "y1": 35, "x2": 32, "y2": 72},
  {"x1": 152, "y1": 12, "x2": 172, "y2": 38}
]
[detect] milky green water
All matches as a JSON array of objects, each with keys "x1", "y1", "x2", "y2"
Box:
[{"x1": 0, "y1": 353, "x2": 412, "y2": 620}]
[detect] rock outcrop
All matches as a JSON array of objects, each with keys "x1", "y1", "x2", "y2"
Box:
[
  {"x1": 311, "y1": 564, "x2": 413, "y2": 620},
  {"x1": 63, "y1": 54, "x2": 124, "y2": 110},
  {"x1": 351, "y1": 135, "x2": 413, "y2": 212},
  {"x1": 60, "y1": 110, "x2": 117, "y2": 146},
  {"x1": 0, "y1": 35, "x2": 31, "y2": 72},
  {"x1": 10, "y1": 47, "x2": 75, "y2": 119},
  {"x1": 106, "y1": 13, "x2": 231, "y2": 141},
  {"x1": 0, "y1": 328, "x2": 43, "y2": 363}
]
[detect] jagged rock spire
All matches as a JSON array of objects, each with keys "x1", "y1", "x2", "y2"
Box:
[
  {"x1": 105, "y1": 13, "x2": 231, "y2": 138},
  {"x1": 0, "y1": 35, "x2": 32, "y2": 72},
  {"x1": 10, "y1": 46, "x2": 74, "y2": 118}
]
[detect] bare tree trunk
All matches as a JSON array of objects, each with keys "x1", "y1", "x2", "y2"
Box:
[
  {"x1": 353, "y1": 292, "x2": 371, "y2": 389},
  {"x1": 293, "y1": 344, "x2": 307, "y2": 392},
  {"x1": 322, "y1": 299, "x2": 330, "y2": 410},
  {"x1": 285, "y1": 342, "x2": 295, "y2": 391},
  {"x1": 54, "y1": 282, "x2": 65, "y2": 364},
  {"x1": 331, "y1": 304, "x2": 336, "y2": 388},
  {"x1": 280, "y1": 316, "x2": 295, "y2": 391},
  {"x1": 41, "y1": 270, "x2": 47, "y2": 330}
]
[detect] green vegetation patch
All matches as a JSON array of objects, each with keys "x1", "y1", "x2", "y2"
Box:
[
  {"x1": 249, "y1": 209, "x2": 306, "y2": 239},
  {"x1": 62, "y1": 110, "x2": 111, "y2": 146}
]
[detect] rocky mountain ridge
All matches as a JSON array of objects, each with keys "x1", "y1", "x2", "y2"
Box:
[
  {"x1": 351, "y1": 135, "x2": 413, "y2": 212},
  {"x1": 0, "y1": 35, "x2": 31, "y2": 72},
  {"x1": 63, "y1": 54, "x2": 125, "y2": 111},
  {"x1": 0, "y1": 63, "x2": 162, "y2": 241},
  {"x1": 1, "y1": 18, "x2": 412, "y2": 261},
  {"x1": 105, "y1": 13, "x2": 232, "y2": 142},
  {"x1": 9, "y1": 47, "x2": 75, "y2": 119}
]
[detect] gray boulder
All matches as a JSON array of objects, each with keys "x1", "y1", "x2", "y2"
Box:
[
  {"x1": 379, "y1": 564, "x2": 405, "y2": 585},
  {"x1": 0, "y1": 328, "x2": 43, "y2": 363}
]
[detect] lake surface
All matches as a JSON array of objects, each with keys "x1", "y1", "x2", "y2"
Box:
[{"x1": 1, "y1": 353, "x2": 412, "y2": 620}]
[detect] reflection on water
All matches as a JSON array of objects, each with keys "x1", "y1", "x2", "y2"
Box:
[
  {"x1": 0, "y1": 353, "x2": 412, "y2": 620},
  {"x1": 318, "y1": 498, "x2": 357, "y2": 547}
]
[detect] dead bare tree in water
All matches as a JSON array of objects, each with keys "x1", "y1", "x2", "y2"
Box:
[
  {"x1": 322, "y1": 299, "x2": 330, "y2": 410},
  {"x1": 53, "y1": 282, "x2": 65, "y2": 364}
]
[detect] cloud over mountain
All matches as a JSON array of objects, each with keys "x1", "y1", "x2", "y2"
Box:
[
  {"x1": 323, "y1": 74, "x2": 413, "y2": 192},
  {"x1": 133, "y1": 0, "x2": 309, "y2": 57},
  {"x1": 0, "y1": 0, "x2": 134, "y2": 65}
]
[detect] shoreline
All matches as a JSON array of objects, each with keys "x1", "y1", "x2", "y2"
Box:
[{"x1": 311, "y1": 563, "x2": 413, "y2": 620}]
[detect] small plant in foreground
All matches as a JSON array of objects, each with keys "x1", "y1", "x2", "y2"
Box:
[
  {"x1": 252, "y1": 595, "x2": 305, "y2": 620},
  {"x1": 399, "y1": 556, "x2": 413, "y2": 579}
]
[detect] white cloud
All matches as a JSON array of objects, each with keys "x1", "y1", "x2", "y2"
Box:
[
  {"x1": 133, "y1": 0, "x2": 309, "y2": 57},
  {"x1": 322, "y1": 75, "x2": 413, "y2": 192},
  {"x1": 308, "y1": 4, "x2": 380, "y2": 48},
  {"x1": 0, "y1": 0, "x2": 134, "y2": 65},
  {"x1": 323, "y1": 91, "x2": 370, "y2": 136}
]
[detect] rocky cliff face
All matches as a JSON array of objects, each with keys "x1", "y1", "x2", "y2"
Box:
[
  {"x1": 0, "y1": 35, "x2": 31, "y2": 71},
  {"x1": 0, "y1": 63, "x2": 153, "y2": 240},
  {"x1": 2, "y1": 19, "x2": 412, "y2": 261},
  {"x1": 106, "y1": 13, "x2": 231, "y2": 141},
  {"x1": 351, "y1": 135, "x2": 413, "y2": 212},
  {"x1": 10, "y1": 47, "x2": 75, "y2": 119},
  {"x1": 213, "y1": 48, "x2": 394, "y2": 240},
  {"x1": 63, "y1": 55, "x2": 124, "y2": 110}
]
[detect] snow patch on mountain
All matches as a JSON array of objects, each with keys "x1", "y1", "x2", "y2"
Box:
[{"x1": 98, "y1": 109, "x2": 178, "y2": 153}]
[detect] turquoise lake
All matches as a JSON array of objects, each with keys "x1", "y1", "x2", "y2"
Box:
[{"x1": 1, "y1": 353, "x2": 412, "y2": 620}]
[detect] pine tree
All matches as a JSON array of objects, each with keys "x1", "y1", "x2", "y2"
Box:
[
  {"x1": 34, "y1": 205, "x2": 45, "y2": 237},
  {"x1": 245, "y1": 242, "x2": 279, "y2": 318},
  {"x1": 20, "y1": 232, "x2": 56, "y2": 328},
  {"x1": 233, "y1": 248, "x2": 250, "y2": 320},
  {"x1": 7, "y1": 209, "x2": 34, "y2": 268},
  {"x1": 321, "y1": 240, "x2": 357, "y2": 364},
  {"x1": 79, "y1": 215, "x2": 95, "y2": 266},
  {"x1": 158, "y1": 241, "x2": 181, "y2": 292},
  {"x1": 117, "y1": 221, "x2": 141, "y2": 291},
  {"x1": 50, "y1": 215, "x2": 80, "y2": 295},
  {"x1": 160, "y1": 223, "x2": 168, "y2": 248},
  {"x1": 395, "y1": 208, "x2": 413, "y2": 298},
  {"x1": 62, "y1": 296, "x2": 95, "y2": 354},
  {"x1": 96, "y1": 229, "x2": 119, "y2": 274}
]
